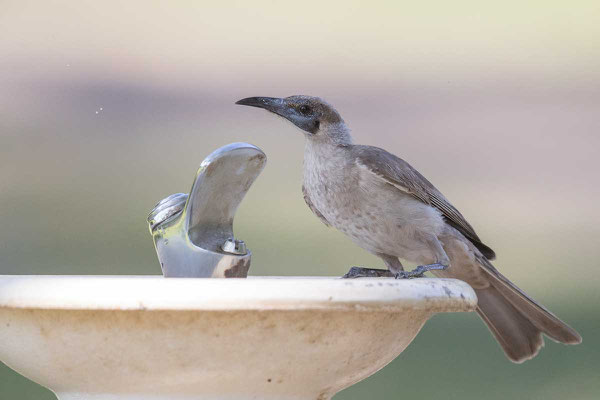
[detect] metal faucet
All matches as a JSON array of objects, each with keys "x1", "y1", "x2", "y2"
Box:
[{"x1": 147, "y1": 143, "x2": 266, "y2": 277}]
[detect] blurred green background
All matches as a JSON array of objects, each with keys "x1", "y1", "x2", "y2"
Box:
[{"x1": 1, "y1": 0, "x2": 599, "y2": 398}]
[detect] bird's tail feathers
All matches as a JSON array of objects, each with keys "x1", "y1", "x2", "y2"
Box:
[
  {"x1": 475, "y1": 258, "x2": 581, "y2": 362},
  {"x1": 475, "y1": 287, "x2": 544, "y2": 363},
  {"x1": 479, "y1": 258, "x2": 582, "y2": 345}
]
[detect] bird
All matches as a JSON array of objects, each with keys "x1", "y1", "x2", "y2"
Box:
[{"x1": 235, "y1": 95, "x2": 582, "y2": 363}]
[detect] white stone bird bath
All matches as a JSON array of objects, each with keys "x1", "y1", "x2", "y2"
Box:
[{"x1": 0, "y1": 275, "x2": 476, "y2": 400}]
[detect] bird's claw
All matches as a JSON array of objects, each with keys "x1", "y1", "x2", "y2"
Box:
[
  {"x1": 395, "y1": 270, "x2": 424, "y2": 279},
  {"x1": 394, "y1": 263, "x2": 448, "y2": 279},
  {"x1": 342, "y1": 267, "x2": 394, "y2": 279}
]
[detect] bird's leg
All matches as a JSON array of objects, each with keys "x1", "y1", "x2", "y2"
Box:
[
  {"x1": 379, "y1": 254, "x2": 404, "y2": 274},
  {"x1": 395, "y1": 236, "x2": 449, "y2": 279},
  {"x1": 342, "y1": 267, "x2": 394, "y2": 278},
  {"x1": 342, "y1": 254, "x2": 403, "y2": 278},
  {"x1": 395, "y1": 263, "x2": 448, "y2": 279}
]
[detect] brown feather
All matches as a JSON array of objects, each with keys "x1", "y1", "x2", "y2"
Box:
[
  {"x1": 476, "y1": 255, "x2": 582, "y2": 344},
  {"x1": 476, "y1": 287, "x2": 545, "y2": 363},
  {"x1": 353, "y1": 145, "x2": 496, "y2": 259}
]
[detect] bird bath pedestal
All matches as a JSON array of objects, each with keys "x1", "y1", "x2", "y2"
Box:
[{"x1": 0, "y1": 275, "x2": 476, "y2": 400}]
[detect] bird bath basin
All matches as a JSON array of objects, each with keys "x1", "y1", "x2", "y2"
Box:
[{"x1": 0, "y1": 275, "x2": 476, "y2": 400}]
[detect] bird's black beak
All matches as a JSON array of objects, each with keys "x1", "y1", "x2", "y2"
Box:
[
  {"x1": 235, "y1": 97, "x2": 287, "y2": 114},
  {"x1": 236, "y1": 96, "x2": 321, "y2": 134}
]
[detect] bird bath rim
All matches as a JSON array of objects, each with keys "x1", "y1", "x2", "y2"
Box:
[{"x1": 0, "y1": 275, "x2": 476, "y2": 312}]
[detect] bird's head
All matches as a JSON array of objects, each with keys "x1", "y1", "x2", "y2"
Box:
[{"x1": 235, "y1": 95, "x2": 352, "y2": 145}]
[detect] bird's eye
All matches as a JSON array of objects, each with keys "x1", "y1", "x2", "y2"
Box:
[{"x1": 299, "y1": 105, "x2": 311, "y2": 115}]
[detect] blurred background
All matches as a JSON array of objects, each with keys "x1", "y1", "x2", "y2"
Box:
[{"x1": 1, "y1": 0, "x2": 599, "y2": 398}]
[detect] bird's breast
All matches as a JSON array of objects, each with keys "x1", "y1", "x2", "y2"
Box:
[{"x1": 302, "y1": 154, "x2": 446, "y2": 259}]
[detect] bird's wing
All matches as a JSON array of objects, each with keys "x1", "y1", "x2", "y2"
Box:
[
  {"x1": 302, "y1": 184, "x2": 331, "y2": 227},
  {"x1": 353, "y1": 145, "x2": 496, "y2": 260}
]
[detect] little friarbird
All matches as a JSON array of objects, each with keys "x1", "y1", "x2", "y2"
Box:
[{"x1": 236, "y1": 95, "x2": 582, "y2": 363}]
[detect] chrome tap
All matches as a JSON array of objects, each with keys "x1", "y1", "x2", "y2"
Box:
[{"x1": 148, "y1": 143, "x2": 266, "y2": 277}]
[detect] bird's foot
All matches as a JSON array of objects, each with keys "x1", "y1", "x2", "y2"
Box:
[
  {"x1": 342, "y1": 267, "x2": 394, "y2": 279},
  {"x1": 394, "y1": 263, "x2": 448, "y2": 279}
]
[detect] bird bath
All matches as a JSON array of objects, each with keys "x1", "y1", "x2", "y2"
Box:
[
  {"x1": 0, "y1": 142, "x2": 478, "y2": 398},
  {"x1": 0, "y1": 275, "x2": 476, "y2": 400}
]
